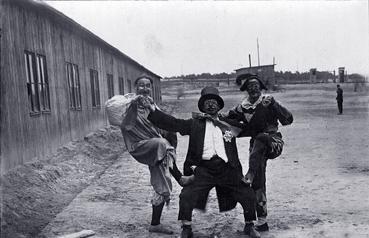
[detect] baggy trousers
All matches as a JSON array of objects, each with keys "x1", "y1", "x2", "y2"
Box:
[
  {"x1": 178, "y1": 156, "x2": 256, "y2": 222},
  {"x1": 248, "y1": 132, "x2": 284, "y2": 218}
]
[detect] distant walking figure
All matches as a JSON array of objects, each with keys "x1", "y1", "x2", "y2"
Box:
[{"x1": 336, "y1": 84, "x2": 343, "y2": 114}]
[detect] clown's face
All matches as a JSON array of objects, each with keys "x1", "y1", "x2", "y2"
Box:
[
  {"x1": 136, "y1": 78, "x2": 152, "y2": 97},
  {"x1": 246, "y1": 79, "x2": 261, "y2": 101},
  {"x1": 203, "y1": 99, "x2": 220, "y2": 115}
]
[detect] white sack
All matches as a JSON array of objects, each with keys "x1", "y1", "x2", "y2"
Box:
[{"x1": 105, "y1": 93, "x2": 137, "y2": 126}]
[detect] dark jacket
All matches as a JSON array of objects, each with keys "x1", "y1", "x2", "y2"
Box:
[
  {"x1": 227, "y1": 99, "x2": 293, "y2": 137},
  {"x1": 336, "y1": 88, "x2": 343, "y2": 101},
  {"x1": 148, "y1": 109, "x2": 245, "y2": 212}
]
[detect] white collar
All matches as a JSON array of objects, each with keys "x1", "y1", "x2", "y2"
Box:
[{"x1": 241, "y1": 95, "x2": 263, "y2": 110}]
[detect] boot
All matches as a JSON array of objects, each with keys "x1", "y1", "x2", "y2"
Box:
[
  {"x1": 148, "y1": 224, "x2": 173, "y2": 234},
  {"x1": 244, "y1": 223, "x2": 261, "y2": 238},
  {"x1": 255, "y1": 222, "x2": 269, "y2": 232},
  {"x1": 181, "y1": 225, "x2": 193, "y2": 238}
]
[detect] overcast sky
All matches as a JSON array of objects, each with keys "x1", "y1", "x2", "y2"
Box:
[{"x1": 46, "y1": 1, "x2": 369, "y2": 77}]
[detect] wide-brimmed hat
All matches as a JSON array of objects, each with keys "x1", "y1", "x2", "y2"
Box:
[
  {"x1": 236, "y1": 73, "x2": 267, "y2": 91},
  {"x1": 198, "y1": 86, "x2": 224, "y2": 113}
]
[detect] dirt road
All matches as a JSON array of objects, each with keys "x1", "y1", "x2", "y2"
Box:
[{"x1": 40, "y1": 83, "x2": 369, "y2": 238}]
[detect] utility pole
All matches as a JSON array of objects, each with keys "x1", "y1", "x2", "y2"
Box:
[
  {"x1": 257, "y1": 38, "x2": 260, "y2": 66},
  {"x1": 249, "y1": 54, "x2": 252, "y2": 68}
]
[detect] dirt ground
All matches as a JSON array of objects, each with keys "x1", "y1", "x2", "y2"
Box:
[{"x1": 37, "y1": 83, "x2": 369, "y2": 238}]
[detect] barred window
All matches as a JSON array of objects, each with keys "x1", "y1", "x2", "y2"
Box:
[
  {"x1": 66, "y1": 62, "x2": 81, "y2": 110},
  {"x1": 24, "y1": 51, "x2": 51, "y2": 115},
  {"x1": 118, "y1": 77, "x2": 124, "y2": 95},
  {"x1": 90, "y1": 69, "x2": 100, "y2": 108},
  {"x1": 107, "y1": 74, "x2": 114, "y2": 99}
]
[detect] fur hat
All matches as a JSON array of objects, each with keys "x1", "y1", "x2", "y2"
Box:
[
  {"x1": 198, "y1": 86, "x2": 224, "y2": 113},
  {"x1": 236, "y1": 73, "x2": 267, "y2": 91}
]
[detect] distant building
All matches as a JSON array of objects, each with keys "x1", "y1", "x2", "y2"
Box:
[
  {"x1": 235, "y1": 64, "x2": 276, "y2": 89},
  {"x1": 1, "y1": 0, "x2": 162, "y2": 173},
  {"x1": 338, "y1": 67, "x2": 345, "y2": 83},
  {"x1": 310, "y1": 68, "x2": 317, "y2": 83}
]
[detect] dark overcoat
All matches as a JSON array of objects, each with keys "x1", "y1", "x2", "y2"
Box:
[{"x1": 148, "y1": 109, "x2": 246, "y2": 212}]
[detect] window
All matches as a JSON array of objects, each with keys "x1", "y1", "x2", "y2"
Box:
[
  {"x1": 118, "y1": 77, "x2": 124, "y2": 95},
  {"x1": 24, "y1": 51, "x2": 51, "y2": 115},
  {"x1": 107, "y1": 74, "x2": 114, "y2": 99},
  {"x1": 90, "y1": 69, "x2": 100, "y2": 108},
  {"x1": 152, "y1": 82, "x2": 155, "y2": 100},
  {"x1": 66, "y1": 62, "x2": 82, "y2": 110},
  {"x1": 127, "y1": 79, "x2": 132, "y2": 93}
]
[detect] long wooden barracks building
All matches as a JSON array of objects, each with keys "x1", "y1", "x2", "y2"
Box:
[{"x1": 1, "y1": 0, "x2": 162, "y2": 173}]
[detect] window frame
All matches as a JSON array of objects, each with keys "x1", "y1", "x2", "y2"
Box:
[
  {"x1": 107, "y1": 73, "x2": 114, "y2": 99},
  {"x1": 127, "y1": 79, "x2": 132, "y2": 93},
  {"x1": 118, "y1": 76, "x2": 125, "y2": 95},
  {"x1": 24, "y1": 50, "x2": 51, "y2": 116},
  {"x1": 90, "y1": 69, "x2": 100, "y2": 108},
  {"x1": 66, "y1": 62, "x2": 82, "y2": 111}
]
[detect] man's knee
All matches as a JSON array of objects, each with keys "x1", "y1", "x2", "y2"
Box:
[
  {"x1": 150, "y1": 137, "x2": 170, "y2": 146},
  {"x1": 179, "y1": 186, "x2": 196, "y2": 212},
  {"x1": 236, "y1": 185, "x2": 256, "y2": 202},
  {"x1": 254, "y1": 133, "x2": 271, "y2": 147},
  {"x1": 179, "y1": 186, "x2": 193, "y2": 201}
]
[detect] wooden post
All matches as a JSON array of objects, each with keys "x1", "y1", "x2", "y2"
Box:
[{"x1": 56, "y1": 230, "x2": 95, "y2": 238}]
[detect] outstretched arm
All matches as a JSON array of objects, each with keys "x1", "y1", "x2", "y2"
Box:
[
  {"x1": 220, "y1": 106, "x2": 256, "y2": 138},
  {"x1": 147, "y1": 106, "x2": 193, "y2": 136}
]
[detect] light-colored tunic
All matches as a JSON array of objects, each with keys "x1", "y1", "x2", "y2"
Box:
[{"x1": 121, "y1": 102, "x2": 175, "y2": 205}]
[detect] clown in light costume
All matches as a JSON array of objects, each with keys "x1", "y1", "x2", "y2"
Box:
[{"x1": 118, "y1": 75, "x2": 194, "y2": 234}]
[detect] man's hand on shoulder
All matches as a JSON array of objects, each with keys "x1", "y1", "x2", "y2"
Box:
[{"x1": 140, "y1": 96, "x2": 156, "y2": 112}]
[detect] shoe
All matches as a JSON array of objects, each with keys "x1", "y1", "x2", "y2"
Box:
[
  {"x1": 244, "y1": 223, "x2": 261, "y2": 238},
  {"x1": 179, "y1": 175, "x2": 195, "y2": 186},
  {"x1": 255, "y1": 222, "x2": 269, "y2": 232},
  {"x1": 181, "y1": 225, "x2": 193, "y2": 238},
  {"x1": 148, "y1": 224, "x2": 173, "y2": 234}
]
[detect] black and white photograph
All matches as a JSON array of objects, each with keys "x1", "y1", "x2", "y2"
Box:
[{"x1": 1, "y1": 0, "x2": 368, "y2": 237}]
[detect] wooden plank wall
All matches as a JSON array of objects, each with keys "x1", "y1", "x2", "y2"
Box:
[{"x1": 1, "y1": 2, "x2": 161, "y2": 174}]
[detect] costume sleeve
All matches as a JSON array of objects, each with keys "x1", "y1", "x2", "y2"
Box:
[
  {"x1": 148, "y1": 109, "x2": 192, "y2": 135},
  {"x1": 226, "y1": 105, "x2": 243, "y2": 120},
  {"x1": 222, "y1": 105, "x2": 256, "y2": 137},
  {"x1": 270, "y1": 101, "x2": 293, "y2": 125}
]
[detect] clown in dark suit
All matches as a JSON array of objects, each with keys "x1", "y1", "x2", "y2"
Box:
[{"x1": 145, "y1": 86, "x2": 260, "y2": 238}]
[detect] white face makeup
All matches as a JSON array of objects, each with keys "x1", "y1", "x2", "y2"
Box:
[{"x1": 136, "y1": 78, "x2": 152, "y2": 97}]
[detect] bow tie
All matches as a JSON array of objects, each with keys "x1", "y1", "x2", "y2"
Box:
[{"x1": 192, "y1": 112, "x2": 242, "y2": 137}]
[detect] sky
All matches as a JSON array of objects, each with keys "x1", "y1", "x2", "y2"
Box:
[{"x1": 46, "y1": 1, "x2": 369, "y2": 78}]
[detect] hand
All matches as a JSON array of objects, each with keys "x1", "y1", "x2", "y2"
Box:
[
  {"x1": 241, "y1": 171, "x2": 254, "y2": 186},
  {"x1": 140, "y1": 96, "x2": 156, "y2": 111},
  {"x1": 218, "y1": 111, "x2": 228, "y2": 119},
  {"x1": 262, "y1": 95, "x2": 275, "y2": 107}
]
